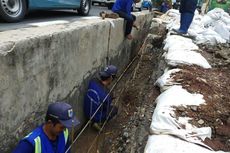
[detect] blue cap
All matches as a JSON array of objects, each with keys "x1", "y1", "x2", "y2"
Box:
[
  {"x1": 99, "y1": 65, "x2": 118, "y2": 77},
  {"x1": 47, "y1": 102, "x2": 80, "y2": 128}
]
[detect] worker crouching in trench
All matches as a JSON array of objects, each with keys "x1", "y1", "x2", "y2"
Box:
[{"x1": 84, "y1": 65, "x2": 118, "y2": 131}]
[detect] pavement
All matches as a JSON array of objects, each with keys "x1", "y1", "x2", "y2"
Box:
[{"x1": 0, "y1": 5, "x2": 111, "y2": 32}]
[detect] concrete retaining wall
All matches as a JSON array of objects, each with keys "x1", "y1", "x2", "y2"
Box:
[{"x1": 0, "y1": 11, "x2": 154, "y2": 152}]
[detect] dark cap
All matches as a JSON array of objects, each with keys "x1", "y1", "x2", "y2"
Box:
[
  {"x1": 47, "y1": 102, "x2": 80, "y2": 128},
  {"x1": 99, "y1": 65, "x2": 118, "y2": 78}
]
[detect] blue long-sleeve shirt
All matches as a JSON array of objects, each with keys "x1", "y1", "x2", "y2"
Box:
[
  {"x1": 84, "y1": 78, "x2": 112, "y2": 122},
  {"x1": 112, "y1": 0, "x2": 133, "y2": 16}
]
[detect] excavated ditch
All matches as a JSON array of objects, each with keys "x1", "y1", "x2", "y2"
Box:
[
  {"x1": 73, "y1": 23, "x2": 167, "y2": 153},
  {"x1": 73, "y1": 20, "x2": 230, "y2": 153}
]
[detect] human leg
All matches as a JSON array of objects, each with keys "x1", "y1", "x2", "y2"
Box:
[
  {"x1": 178, "y1": 13, "x2": 187, "y2": 34},
  {"x1": 114, "y1": 11, "x2": 135, "y2": 37},
  {"x1": 184, "y1": 12, "x2": 195, "y2": 32},
  {"x1": 92, "y1": 106, "x2": 118, "y2": 131}
]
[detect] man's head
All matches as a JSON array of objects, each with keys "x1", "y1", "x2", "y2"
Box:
[
  {"x1": 45, "y1": 102, "x2": 80, "y2": 136},
  {"x1": 99, "y1": 65, "x2": 118, "y2": 86}
]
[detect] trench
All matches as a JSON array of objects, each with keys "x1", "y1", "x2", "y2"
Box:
[
  {"x1": 69, "y1": 15, "x2": 230, "y2": 152},
  {"x1": 70, "y1": 24, "x2": 167, "y2": 153}
]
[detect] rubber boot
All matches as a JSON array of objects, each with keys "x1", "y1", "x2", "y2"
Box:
[
  {"x1": 178, "y1": 13, "x2": 187, "y2": 34},
  {"x1": 184, "y1": 12, "x2": 195, "y2": 33},
  {"x1": 92, "y1": 122, "x2": 102, "y2": 131}
]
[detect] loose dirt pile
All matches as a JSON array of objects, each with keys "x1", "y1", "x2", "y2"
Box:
[{"x1": 173, "y1": 44, "x2": 230, "y2": 152}]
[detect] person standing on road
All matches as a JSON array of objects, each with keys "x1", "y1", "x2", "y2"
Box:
[
  {"x1": 112, "y1": 0, "x2": 140, "y2": 40},
  {"x1": 13, "y1": 102, "x2": 80, "y2": 153},
  {"x1": 84, "y1": 65, "x2": 118, "y2": 130},
  {"x1": 174, "y1": 0, "x2": 198, "y2": 35}
]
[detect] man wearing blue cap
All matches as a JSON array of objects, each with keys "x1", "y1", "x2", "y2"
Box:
[
  {"x1": 13, "y1": 102, "x2": 80, "y2": 153},
  {"x1": 84, "y1": 65, "x2": 118, "y2": 130}
]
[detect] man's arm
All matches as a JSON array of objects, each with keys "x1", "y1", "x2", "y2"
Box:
[
  {"x1": 126, "y1": 0, "x2": 133, "y2": 16},
  {"x1": 12, "y1": 140, "x2": 34, "y2": 153}
]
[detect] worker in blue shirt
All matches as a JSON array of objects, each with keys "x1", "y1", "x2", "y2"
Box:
[
  {"x1": 160, "y1": 0, "x2": 170, "y2": 13},
  {"x1": 112, "y1": 0, "x2": 140, "y2": 40},
  {"x1": 84, "y1": 65, "x2": 118, "y2": 130},
  {"x1": 13, "y1": 102, "x2": 80, "y2": 153},
  {"x1": 174, "y1": 0, "x2": 198, "y2": 34}
]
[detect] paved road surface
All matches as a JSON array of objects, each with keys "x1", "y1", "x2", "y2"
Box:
[{"x1": 0, "y1": 5, "x2": 111, "y2": 32}]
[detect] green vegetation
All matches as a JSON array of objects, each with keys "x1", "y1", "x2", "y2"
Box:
[{"x1": 209, "y1": 0, "x2": 230, "y2": 11}]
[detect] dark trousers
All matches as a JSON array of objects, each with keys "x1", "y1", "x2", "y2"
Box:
[{"x1": 114, "y1": 11, "x2": 136, "y2": 36}]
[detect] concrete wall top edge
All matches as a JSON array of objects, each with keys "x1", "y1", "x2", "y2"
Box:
[
  {"x1": 0, "y1": 11, "x2": 150, "y2": 56},
  {"x1": 0, "y1": 11, "x2": 150, "y2": 44}
]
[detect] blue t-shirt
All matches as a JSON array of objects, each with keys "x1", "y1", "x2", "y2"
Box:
[
  {"x1": 112, "y1": 0, "x2": 133, "y2": 16},
  {"x1": 12, "y1": 130, "x2": 70, "y2": 153},
  {"x1": 13, "y1": 140, "x2": 34, "y2": 153}
]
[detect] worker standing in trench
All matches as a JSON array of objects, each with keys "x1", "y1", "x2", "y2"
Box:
[
  {"x1": 173, "y1": 0, "x2": 198, "y2": 35},
  {"x1": 84, "y1": 65, "x2": 118, "y2": 131},
  {"x1": 13, "y1": 102, "x2": 80, "y2": 153}
]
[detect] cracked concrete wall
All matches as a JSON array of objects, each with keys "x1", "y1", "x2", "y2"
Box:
[{"x1": 0, "y1": 12, "x2": 154, "y2": 152}]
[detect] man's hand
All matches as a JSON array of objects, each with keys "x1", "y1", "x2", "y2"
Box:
[{"x1": 133, "y1": 23, "x2": 139, "y2": 30}]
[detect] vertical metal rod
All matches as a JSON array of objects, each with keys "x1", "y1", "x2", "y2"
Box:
[{"x1": 106, "y1": 22, "x2": 112, "y2": 65}]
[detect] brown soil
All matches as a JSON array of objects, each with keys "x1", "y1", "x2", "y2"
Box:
[
  {"x1": 71, "y1": 29, "x2": 230, "y2": 153},
  {"x1": 172, "y1": 44, "x2": 230, "y2": 151},
  {"x1": 73, "y1": 49, "x2": 161, "y2": 153}
]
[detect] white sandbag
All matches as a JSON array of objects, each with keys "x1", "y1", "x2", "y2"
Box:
[
  {"x1": 154, "y1": 85, "x2": 205, "y2": 109},
  {"x1": 167, "y1": 9, "x2": 180, "y2": 18},
  {"x1": 149, "y1": 86, "x2": 215, "y2": 151},
  {"x1": 154, "y1": 69, "x2": 181, "y2": 92},
  {"x1": 207, "y1": 8, "x2": 225, "y2": 20},
  {"x1": 201, "y1": 15, "x2": 213, "y2": 27},
  {"x1": 214, "y1": 21, "x2": 230, "y2": 42},
  {"x1": 166, "y1": 20, "x2": 180, "y2": 30},
  {"x1": 227, "y1": 25, "x2": 230, "y2": 31},
  {"x1": 150, "y1": 86, "x2": 207, "y2": 136},
  {"x1": 164, "y1": 34, "x2": 193, "y2": 45},
  {"x1": 144, "y1": 135, "x2": 229, "y2": 153},
  {"x1": 163, "y1": 35, "x2": 198, "y2": 51},
  {"x1": 189, "y1": 24, "x2": 206, "y2": 37},
  {"x1": 150, "y1": 106, "x2": 212, "y2": 141},
  {"x1": 191, "y1": 14, "x2": 203, "y2": 26},
  {"x1": 195, "y1": 29, "x2": 227, "y2": 45},
  {"x1": 222, "y1": 16, "x2": 230, "y2": 25},
  {"x1": 165, "y1": 50, "x2": 211, "y2": 69},
  {"x1": 151, "y1": 18, "x2": 163, "y2": 24},
  {"x1": 167, "y1": 43, "x2": 199, "y2": 53}
]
